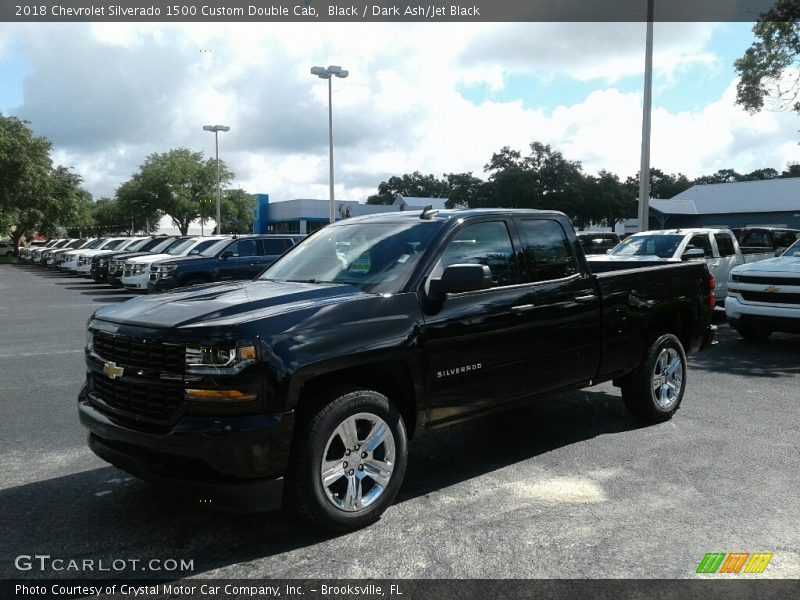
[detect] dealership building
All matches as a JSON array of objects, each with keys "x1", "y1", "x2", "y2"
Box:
[
  {"x1": 648, "y1": 178, "x2": 800, "y2": 230},
  {"x1": 252, "y1": 194, "x2": 448, "y2": 234}
]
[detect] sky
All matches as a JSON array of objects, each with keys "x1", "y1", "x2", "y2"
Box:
[{"x1": 0, "y1": 21, "x2": 798, "y2": 203}]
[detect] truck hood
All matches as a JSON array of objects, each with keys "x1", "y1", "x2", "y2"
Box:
[
  {"x1": 92, "y1": 279, "x2": 364, "y2": 329},
  {"x1": 732, "y1": 256, "x2": 800, "y2": 275},
  {"x1": 126, "y1": 253, "x2": 174, "y2": 265}
]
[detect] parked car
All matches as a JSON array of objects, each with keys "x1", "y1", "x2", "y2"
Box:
[
  {"x1": 51, "y1": 239, "x2": 98, "y2": 270},
  {"x1": 576, "y1": 232, "x2": 621, "y2": 255},
  {"x1": 93, "y1": 236, "x2": 180, "y2": 284},
  {"x1": 0, "y1": 241, "x2": 15, "y2": 257},
  {"x1": 62, "y1": 238, "x2": 130, "y2": 272},
  {"x1": 80, "y1": 209, "x2": 715, "y2": 531},
  {"x1": 592, "y1": 228, "x2": 774, "y2": 301},
  {"x1": 33, "y1": 239, "x2": 73, "y2": 264},
  {"x1": 42, "y1": 239, "x2": 87, "y2": 266},
  {"x1": 725, "y1": 237, "x2": 800, "y2": 340},
  {"x1": 120, "y1": 236, "x2": 228, "y2": 291},
  {"x1": 146, "y1": 234, "x2": 303, "y2": 292},
  {"x1": 20, "y1": 239, "x2": 52, "y2": 261},
  {"x1": 731, "y1": 227, "x2": 800, "y2": 257}
]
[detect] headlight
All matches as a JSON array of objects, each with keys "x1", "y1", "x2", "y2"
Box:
[
  {"x1": 730, "y1": 273, "x2": 740, "y2": 283},
  {"x1": 185, "y1": 343, "x2": 257, "y2": 375},
  {"x1": 98, "y1": 258, "x2": 107, "y2": 267},
  {"x1": 86, "y1": 329, "x2": 94, "y2": 352}
]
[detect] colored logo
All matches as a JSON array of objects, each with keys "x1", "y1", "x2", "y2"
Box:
[{"x1": 696, "y1": 552, "x2": 773, "y2": 574}]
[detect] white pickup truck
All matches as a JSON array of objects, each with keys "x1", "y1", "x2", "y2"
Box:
[
  {"x1": 589, "y1": 228, "x2": 773, "y2": 301},
  {"x1": 725, "y1": 237, "x2": 800, "y2": 340}
]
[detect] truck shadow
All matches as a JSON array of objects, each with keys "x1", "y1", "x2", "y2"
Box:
[
  {"x1": 0, "y1": 391, "x2": 637, "y2": 579},
  {"x1": 688, "y1": 324, "x2": 800, "y2": 378}
]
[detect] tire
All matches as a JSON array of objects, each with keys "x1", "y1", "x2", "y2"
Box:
[
  {"x1": 287, "y1": 388, "x2": 408, "y2": 532},
  {"x1": 621, "y1": 334, "x2": 687, "y2": 423},
  {"x1": 734, "y1": 327, "x2": 771, "y2": 341}
]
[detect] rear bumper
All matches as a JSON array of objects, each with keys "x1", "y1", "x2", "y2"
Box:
[{"x1": 79, "y1": 390, "x2": 293, "y2": 512}]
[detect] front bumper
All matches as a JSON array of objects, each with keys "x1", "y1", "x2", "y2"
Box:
[
  {"x1": 79, "y1": 390, "x2": 294, "y2": 512},
  {"x1": 725, "y1": 296, "x2": 800, "y2": 334},
  {"x1": 121, "y1": 272, "x2": 149, "y2": 289}
]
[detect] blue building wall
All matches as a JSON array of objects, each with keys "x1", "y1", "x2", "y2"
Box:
[{"x1": 252, "y1": 194, "x2": 269, "y2": 234}]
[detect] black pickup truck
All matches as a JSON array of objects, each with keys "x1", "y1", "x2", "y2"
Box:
[{"x1": 79, "y1": 209, "x2": 716, "y2": 531}]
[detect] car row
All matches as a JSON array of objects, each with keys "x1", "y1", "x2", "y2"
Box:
[{"x1": 20, "y1": 233, "x2": 305, "y2": 293}]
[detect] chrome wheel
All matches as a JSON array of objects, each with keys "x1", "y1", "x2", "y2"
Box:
[
  {"x1": 652, "y1": 347, "x2": 683, "y2": 410},
  {"x1": 320, "y1": 412, "x2": 396, "y2": 512}
]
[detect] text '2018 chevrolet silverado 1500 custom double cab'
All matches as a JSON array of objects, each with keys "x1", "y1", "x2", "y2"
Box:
[{"x1": 79, "y1": 209, "x2": 716, "y2": 531}]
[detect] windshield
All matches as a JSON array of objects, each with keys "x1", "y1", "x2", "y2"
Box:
[
  {"x1": 165, "y1": 237, "x2": 198, "y2": 255},
  {"x1": 261, "y1": 222, "x2": 440, "y2": 294},
  {"x1": 199, "y1": 238, "x2": 233, "y2": 257},
  {"x1": 609, "y1": 234, "x2": 684, "y2": 258},
  {"x1": 146, "y1": 237, "x2": 179, "y2": 253},
  {"x1": 100, "y1": 239, "x2": 129, "y2": 250},
  {"x1": 123, "y1": 238, "x2": 151, "y2": 252},
  {"x1": 783, "y1": 239, "x2": 800, "y2": 257},
  {"x1": 85, "y1": 238, "x2": 107, "y2": 249}
]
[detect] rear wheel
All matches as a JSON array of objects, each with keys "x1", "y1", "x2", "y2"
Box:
[
  {"x1": 622, "y1": 334, "x2": 687, "y2": 423},
  {"x1": 287, "y1": 388, "x2": 408, "y2": 532},
  {"x1": 734, "y1": 327, "x2": 771, "y2": 341}
]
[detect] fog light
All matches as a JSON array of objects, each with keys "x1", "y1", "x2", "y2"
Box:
[{"x1": 185, "y1": 389, "x2": 257, "y2": 402}]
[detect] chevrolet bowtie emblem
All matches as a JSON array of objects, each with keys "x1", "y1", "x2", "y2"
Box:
[
  {"x1": 103, "y1": 361, "x2": 124, "y2": 380},
  {"x1": 763, "y1": 285, "x2": 780, "y2": 293}
]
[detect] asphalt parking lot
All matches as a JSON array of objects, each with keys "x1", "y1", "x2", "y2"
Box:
[{"x1": 1, "y1": 262, "x2": 798, "y2": 580}]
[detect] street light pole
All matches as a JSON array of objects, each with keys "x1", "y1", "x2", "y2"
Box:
[
  {"x1": 638, "y1": 0, "x2": 654, "y2": 232},
  {"x1": 311, "y1": 65, "x2": 349, "y2": 224},
  {"x1": 203, "y1": 124, "x2": 230, "y2": 235}
]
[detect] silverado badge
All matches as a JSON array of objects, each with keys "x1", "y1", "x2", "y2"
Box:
[
  {"x1": 103, "y1": 361, "x2": 124, "y2": 380},
  {"x1": 763, "y1": 286, "x2": 780, "y2": 293}
]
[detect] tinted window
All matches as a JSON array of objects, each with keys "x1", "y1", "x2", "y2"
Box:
[
  {"x1": 520, "y1": 219, "x2": 578, "y2": 282},
  {"x1": 229, "y1": 239, "x2": 258, "y2": 257},
  {"x1": 714, "y1": 233, "x2": 735, "y2": 257},
  {"x1": 772, "y1": 231, "x2": 798, "y2": 248},
  {"x1": 439, "y1": 221, "x2": 520, "y2": 287},
  {"x1": 687, "y1": 234, "x2": 712, "y2": 257},
  {"x1": 262, "y1": 238, "x2": 292, "y2": 255},
  {"x1": 610, "y1": 234, "x2": 683, "y2": 258},
  {"x1": 740, "y1": 231, "x2": 768, "y2": 246},
  {"x1": 189, "y1": 239, "x2": 219, "y2": 254}
]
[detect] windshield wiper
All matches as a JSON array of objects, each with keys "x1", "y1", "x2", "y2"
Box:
[{"x1": 284, "y1": 278, "x2": 323, "y2": 283}]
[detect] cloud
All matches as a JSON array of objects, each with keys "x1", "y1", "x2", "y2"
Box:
[{"x1": 1, "y1": 21, "x2": 798, "y2": 206}]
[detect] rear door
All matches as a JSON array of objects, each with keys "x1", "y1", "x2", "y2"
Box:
[{"x1": 515, "y1": 217, "x2": 602, "y2": 388}]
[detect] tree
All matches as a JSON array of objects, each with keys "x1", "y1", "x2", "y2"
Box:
[
  {"x1": 0, "y1": 115, "x2": 53, "y2": 251},
  {"x1": 220, "y1": 189, "x2": 256, "y2": 234},
  {"x1": 444, "y1": 172, "x2": 486, "y2": 208},
  {"x1": 780, "y1": 163, "x2": 800, "y2": 177},
  {"x1": 482, "y1": 142, "x2": 585, "y2": 218},
  {"x1": 366, "y1": 171, "x2": 449, "y2": 205},
  {"x1": 735, "y1": 0, "x2": 800, "y2": 114},
  {"x1": 120, "y1": 148, "x2": 233, "y2": 235},
  {"x1": 625, "y1": 168, "x2": 692, "y2": 199},
  {"x1": 581, "y1": 171, "x2": 635, "y2": 229}
]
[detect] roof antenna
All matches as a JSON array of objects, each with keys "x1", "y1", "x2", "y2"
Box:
[{"x1": 420, "y1": 204, "x2": 439, "y2": 220}]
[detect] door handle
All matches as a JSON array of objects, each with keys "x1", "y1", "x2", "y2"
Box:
[
  {"x1": 574, "y1": 294, "x2": 597, "y2": 304},
  {"x1": 511, "y1": 304, "x2": 536, "y2": 314}
]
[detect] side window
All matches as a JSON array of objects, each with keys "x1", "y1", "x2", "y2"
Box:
[
  {"x1": 687, "y1": 234, "x2": 712, "y2": 257},
  {"x1": 262, "y1": 238, "x2": 291, "y2": 255},
  {"x1": 439, "y1": 221, "x2": 520, "y2": 287},
  {"x1": 229, "y1": 240, "x2": 258, "y2": 257},
  {"x1": 714, "y1": 233, "x2": 735, "y2": 257},
  {"x1": 772, "y1": 231, "x2": 797, "y2": 248},
  {"x1": 519, "y1": 219, "x2": 579, "y2": 282}
]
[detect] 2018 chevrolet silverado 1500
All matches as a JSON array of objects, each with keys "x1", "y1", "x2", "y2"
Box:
[{"x1": 79, "y1": 209, "x2": 716, "y2": 531}]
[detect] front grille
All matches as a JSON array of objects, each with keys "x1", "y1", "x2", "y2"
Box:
[
  {"x1": 740, "y1": 291, "x2": 800, "y2": 305},
  {"x1": 91, "y1": 376, "x2": 184, "y2": 422},
  {"x1": 93, "y1": 331, "x2": 184, "y2": 374},
  {"x1": 733, "y1": 274, "x2": 800, "y2": 286}
]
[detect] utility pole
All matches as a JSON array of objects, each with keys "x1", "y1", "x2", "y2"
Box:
[{"x1": 638, "y1": 0, "x2": 654, "y2": 232}]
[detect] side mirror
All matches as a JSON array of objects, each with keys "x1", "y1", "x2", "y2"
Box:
[
  {"x1": 682, "y1": 248, "x2": 706, "y2": 261},
  {"x1": 220, "y1": 250, "x2": 233, "y2": 260},
  {"x1": 429, "y1": 264, "x2": 492, "y2": 299}
]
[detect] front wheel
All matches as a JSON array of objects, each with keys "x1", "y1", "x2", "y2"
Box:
[
  {"x1": 287, "y1": 389, "x2": 408, "y2": 532},
  {"x1": 622, "y1": 334, "x2": 687, "y2": 423}
]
